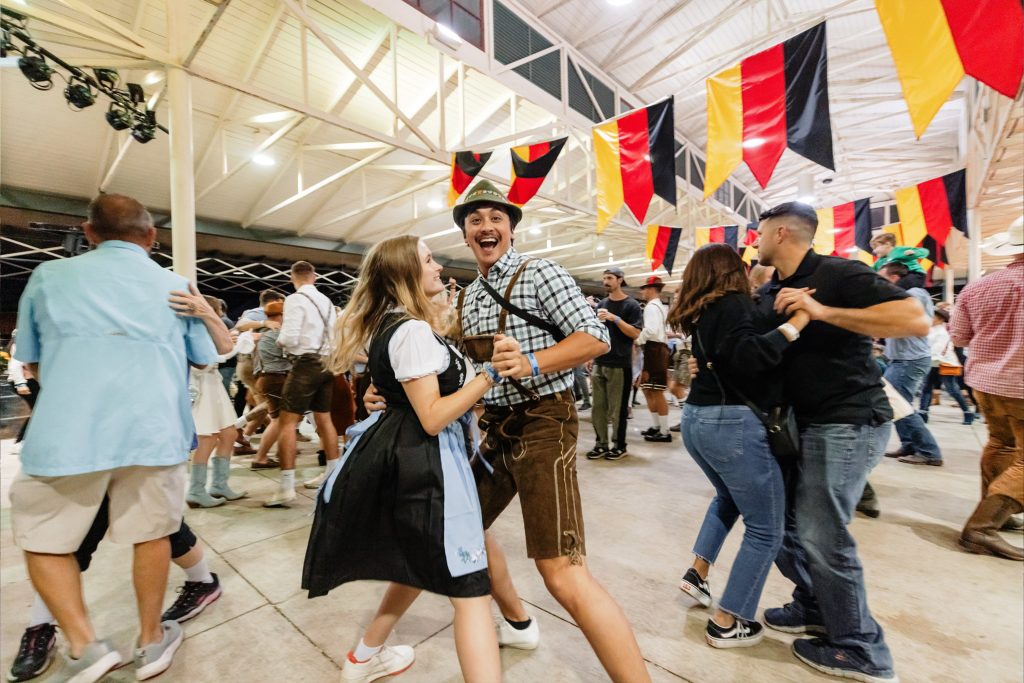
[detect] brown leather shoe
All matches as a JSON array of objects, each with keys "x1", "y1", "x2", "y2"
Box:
[
  {"x1": 885, "y1": 447, "x2": 912, "y2": 458},
  {"x1": 898, "y1": 454, "x2": 943, "y2": 466},
  {"x1": 250, "y1": 458, "x2": 280, "y2": 470},
  {"x1": 233, "y1": 444, "x2": 257, "y2": 455},
  {"x1": 959, "y1": 495, "x2": 1024, "y2": 561}
]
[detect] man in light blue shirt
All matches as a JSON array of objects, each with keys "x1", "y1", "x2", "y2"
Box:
[
  {"x1": 879, "y1": 261, "x2": 944, "y2": 466},
  {"x1": 11, "y1": 194, "x2": 228, "y2": 682}
]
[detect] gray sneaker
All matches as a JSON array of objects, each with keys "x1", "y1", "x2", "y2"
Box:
[
  {"x1": 56, "y1": 640, "x2": 122, "y2": 683},
  {"x1": 134, "y1": 621, "x2": 183, "y2": 681}
]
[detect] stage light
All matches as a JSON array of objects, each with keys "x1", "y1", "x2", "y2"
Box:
[
  {"x1": 105, "y1": 101, "x2": 133, "y2": 130},
  {"x1": 92, "y1": 68, "x2": 119, "y2": 90},
  {"x1": 18, "y1": 53, "x2": 52, "y2": 89},
  {"x1": 131, "y1": 109, "x2": 157, "y2": 143},
  {"x1": 64, "y1": 76, "x2": 95, "y2": 110}
]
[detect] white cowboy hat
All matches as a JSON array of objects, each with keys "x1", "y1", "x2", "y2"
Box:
[{"x1": 981, "y1": 216, "x2": 1024, "y2": 256}]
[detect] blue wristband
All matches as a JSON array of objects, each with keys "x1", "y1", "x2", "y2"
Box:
[
  {"x1": 526, "y1": 352, "x2": 540, "y2": 377},
  {"x1": 483, "y1": 362, "x2": 503, "y2": 384}
]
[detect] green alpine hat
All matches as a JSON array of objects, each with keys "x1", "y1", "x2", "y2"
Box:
[{"x1": 452, "y1": 179, "x2": 523, "y2": 230}]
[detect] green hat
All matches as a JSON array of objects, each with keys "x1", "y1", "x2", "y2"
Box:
[{"x1": 452, "y1": 179, "x2": 523, "y2": 230}]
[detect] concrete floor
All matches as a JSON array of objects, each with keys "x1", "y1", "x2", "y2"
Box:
[{"x1": 1, "y1": 403, "x2": 1021, "y2": 683}]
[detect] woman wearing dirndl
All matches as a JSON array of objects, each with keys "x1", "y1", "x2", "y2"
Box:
[{"x1": 302, "y1": 235, "x2": 509, "y2": 682}]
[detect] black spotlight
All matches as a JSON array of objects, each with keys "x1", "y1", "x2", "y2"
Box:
[
  {"x1": 93, "y1": 68, "x2": 119, "y2": 90},
  {"x1": 64, "y1": 76, "x2": 95, "y2": 110},
  {"x1": 105, "y1": 102, "x2": 133, "y2": 130},
  {"x1": 131, "y1": 109, "x2": 157, "y2": 143},
  {"x1": 18, "y1": 53, "x2": 52, "y2": 90}
]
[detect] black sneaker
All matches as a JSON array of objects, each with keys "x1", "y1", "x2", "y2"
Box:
[
  {"x1": 8, "y1": 623, "x2": 57, "y2": 682},
  {"x1": 679, "y1": 568, "x2": 712, "y2": 607},
  {"x1": 644, "y1": 431, "x2": 672, "y2": 443},
  {"x1": 763, "y1": 602, "x2": 825, "y2": 634},
  {"x1": 705, "y1": 618, "x2": 764, "y2": 649},
  {"x1": 640, "y1": 427, "x2": 658, "y2": 437},
  {"x1": 585, "y1": 446, "x2": 609, "y2": 460},
  {"x1": 669, "y1": 423, "x2": 681, "y2": 432},
  {"x1": 161, "y1": 573, "x2": 222, "y2": 623},
  {"x1": 579, "y1": 402, "x2": 591, "y2": 411},
  {"x1": 604, "y1": 447, "x2": 628, "y2": 461},
  {"x1": 792, "y1": 637, "x2": 898, "y2": 682}
]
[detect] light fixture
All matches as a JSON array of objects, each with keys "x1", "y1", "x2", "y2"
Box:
[
  {"x1": 596, "y1": 243, "x2": 606, "y2": 252},
  {"x1": 742, "y1": 137, "x2": 765, "y2": 149},
  {"x1": 427, "y1": 198, "x2": 444, "y2": 210},
  {"x1": 251, "y1": 110, "x2": 294, "y2": 124},
  {"x1": 607, "y1": 0, "x2": 633, "y2": 5},
  {"x1": 796, "y1": 173, "x2": 815, "y2": 205},
  {"x1": 529, "y1": 226, "x2": 541, "y2": 235},
  {"x1": 63, "y1": 75, "x2": 95, "y2": 110},
  {"x1": 18, "y1": 52, "x2": 52, "y2": 89},
  {"x1": 252, "y1": 153, "x2": 275, "y2": 166},
  {"x1": 105, "y1": 101, "x2": 133, "y2": 130},
  {"x1": 131, "y1": 110, "x2": 157, "y2": 143},
  {"x1": 429, "y1": 22, "x2": 463, "y2": 50},
  {"x1": 143, "y1": 70, "x2": 163, "y2": 85}
]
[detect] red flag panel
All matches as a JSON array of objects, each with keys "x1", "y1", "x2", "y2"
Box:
[
  {"x1": 616, "y1": 109, "x2": 655, "y2": 222},
  {"x1": 939, "y1": 0, "x2": 1024, "y2": 99},
  {"x1": 740, "y1": 44, "x2": 788, "y2": 189},
  {"x1": 832, "y1": 201, "x2": 857, "y2": 256},
  {"x1": 917, "y1": 177, "x2": 954, "y2": 247},
  {"x1": 709, "y1": 226, "x2": 725, "y2": 244},
  {"x1": 652, "y1": 227, "x2": 672, "y2": 270}
]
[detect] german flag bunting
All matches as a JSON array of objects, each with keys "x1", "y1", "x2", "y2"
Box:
[
  {"x1": 893, "y1": 169, "x2": 967, "y2": 268},
  {"x1": 448, "y1": 151, "x2": 492, "y2": 206},
  {"x1": 814, "y1": 198, "x2": 872, "y2": 263},
  {"x1": 695, "y1": 225, "x2": 741, "y2": 250},
  {"x1": 741, "y1": 223, "x2": 759, "y2": 265},
  {"x1": 593, "y1": 98, "x2": 676, "y2": 232},
  {"x1": 705, "y1": 23, "x2": 834, "y2": 197},
  {"x1": 508, "y1": 137, "x2": 567, "y2": 206},
  {"x1": 646, "y1": 225, "x2": 683, "y2": 275},
  {"x1": 876, "y1": 0, "x2": 1024, "y2": 137}
]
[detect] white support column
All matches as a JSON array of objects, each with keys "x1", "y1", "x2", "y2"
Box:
[
  {"x1": 944, "y1": 266, "x2": 955, "y2": 303},
  {"x1": 166, "y1": 2, "x2": 196, "y2": 281},
  {"x1": 968, "y1": 209, "x2": 982, "y2": 282}
]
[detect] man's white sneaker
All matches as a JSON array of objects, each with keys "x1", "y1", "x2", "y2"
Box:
[
  {"x1": 341, "y1": 645, "x2": 415, "y2": 683},
  {"x1": 496, "y1": 616, "x2": 540, "y2": 650},
  {"x1": 262, "y1": 490, "x2": 296, "y2": 508},
  {"x1": 303, "y1": 471, "x2": 327, "y2": 489}
]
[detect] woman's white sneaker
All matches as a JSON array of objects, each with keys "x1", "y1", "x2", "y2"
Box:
[
  {"x1": 341, "y1": 645, "x2": 415, "y2": 683},
  {"x1": 495, "y1": 616, "x2": 540, "y2": 650}
]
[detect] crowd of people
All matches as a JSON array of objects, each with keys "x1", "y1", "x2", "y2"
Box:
[{"x1": 4, "y1": 186, "x2": 1021, "y2": 683}]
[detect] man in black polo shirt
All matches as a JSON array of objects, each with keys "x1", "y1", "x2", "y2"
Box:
[
  {"x1": 752, "y1": 202, "x2": 930, "y2": 683},
  {"x1": 588, "y1": 267, "x2": 642, "y2": 460}
]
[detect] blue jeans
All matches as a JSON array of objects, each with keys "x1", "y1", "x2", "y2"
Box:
[
  {"x1": 682, "y1": 404, "x2": 784, "y2": 621},
  {"x1": 775, "y1": 424, "x2": 894, "y2": 674},
  {"x1": 919, "y1": 368, "x2": 972, "y2": 416},
  {"x1": 884, "y1": 358, "x2": 943, "y2": 460}
]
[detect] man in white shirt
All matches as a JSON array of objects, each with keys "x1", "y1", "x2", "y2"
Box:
[
  {"x1": 264, "y1": 261, "x2": 339, "y2": 507},
  {"x1": 636, "y1": 276, "x2": 672, "y2": 442}
]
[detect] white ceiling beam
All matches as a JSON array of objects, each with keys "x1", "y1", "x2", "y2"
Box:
[
  {"x1": 243, "y1": 147, "x2": 392, "y2": 227},
  {"x1": 281, "y1": 0, "x2": 437, "y2": 152},
  {"x1": 306, "y1": 173, "x2": 449, "y2": 236},
  {"x1": 196, "y1": 118, "x2": 305, "y2": 201}
]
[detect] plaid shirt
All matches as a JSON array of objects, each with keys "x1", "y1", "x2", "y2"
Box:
[
  {"x1": 460, "y1": 247, "x2": 608, "y2": 407},
  {"x1": 949, "y1": 259, "x2": 1024, "y2": 399}
]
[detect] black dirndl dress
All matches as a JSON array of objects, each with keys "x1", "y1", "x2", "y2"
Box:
[{"x1": 302, "y1": 314, "x2": 490, "y2": 599}]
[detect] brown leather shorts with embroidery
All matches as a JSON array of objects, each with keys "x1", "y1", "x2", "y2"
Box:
[{"x1": 472, "y1": 391, "x2": 586, "y2": 563}]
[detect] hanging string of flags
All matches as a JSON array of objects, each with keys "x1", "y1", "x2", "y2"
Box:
[{"x1": 443, "y1": 1, "x2": 1019, "y2": 270}]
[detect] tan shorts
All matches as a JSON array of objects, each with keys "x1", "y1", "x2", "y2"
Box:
[
  {"x1": 10, "y1": 464, "x2": 187, "y2": 554},
  {"x1": 473, "y1": 391, "x2": 586, "y2": 562}
]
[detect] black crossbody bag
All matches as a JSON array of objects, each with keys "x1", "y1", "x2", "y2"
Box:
[{"x1": 694, "y1": 329, "x2": 800, "y2": 464}]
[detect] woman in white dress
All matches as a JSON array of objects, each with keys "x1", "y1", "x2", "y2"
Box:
[{"x1": 187, "y1": 297, "x2": 249, "y2": 508}]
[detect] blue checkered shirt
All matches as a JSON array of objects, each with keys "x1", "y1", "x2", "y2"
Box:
[{"x1": 459, "y1": 248, "x2": 609, "y2": 407}]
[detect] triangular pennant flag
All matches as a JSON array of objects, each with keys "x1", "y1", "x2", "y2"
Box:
[
  {"x1": 695, "y1": 225, "x2": 740, "y2": 251},
  {"x1": 508, "y1": 137, "x2": 567, "y2": 206},
  {"x1": 593, "y1": 98, "x2": 676, "y2": 232},
  {"x1": 448, "y1": 150, "x2": 492, "y2": 206},
  {"x1": 814, "y1": 198, "x2": 872, "y2": 261},
  {"x1": 875, "y1": 0, "x2": 1024, "y2": 137},
  {"x1": 646, "y1": 225, "x2": 683, "y2": 275},
  {"x1": 704, "y1": 23, "x2": 834, "y2": 197},
  {"x1": 893, "y1": 169, "x2": 967, "y2": 268}
]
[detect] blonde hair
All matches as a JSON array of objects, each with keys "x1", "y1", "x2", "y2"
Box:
[{"x1": 328, "y1": 235, "x2": 439, "y2": 374}]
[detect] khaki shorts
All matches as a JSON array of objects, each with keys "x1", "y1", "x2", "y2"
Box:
[
  {"x1": 473, "y1": 391, "x2": 586, "y2": 562},
  {"x1": 10, "y1": 463, "x2": 186, "y2": 554},
  {"x1": 281, "y1": 355, "x2": 334, "y2": 415},
  {"x1": 672, "y1": 348, "x2": 693, "y2": 387},
  {"x1": 640, "y1": 341, "x2": 670, "y2": 390}
]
